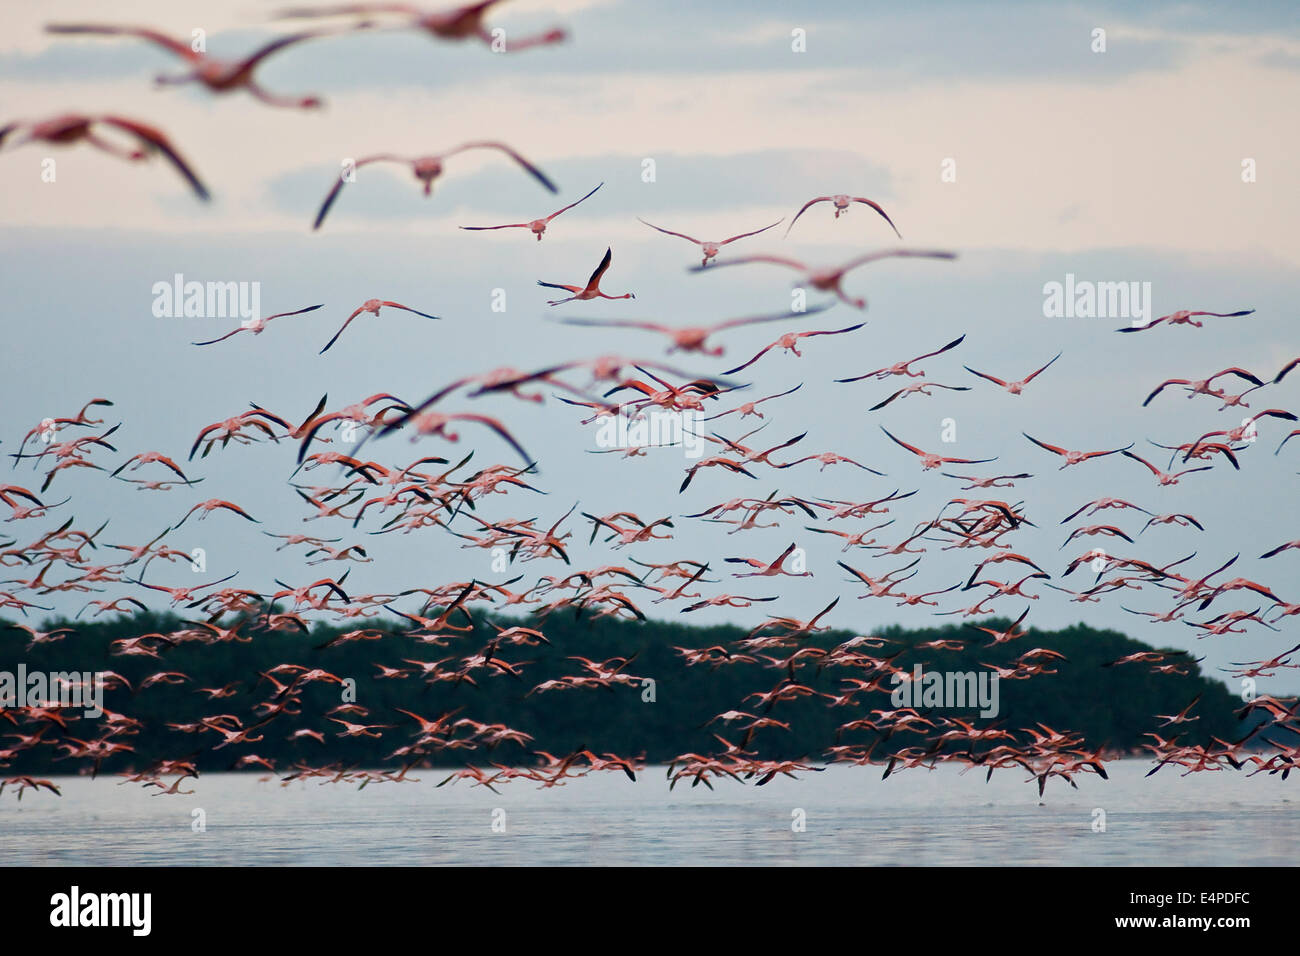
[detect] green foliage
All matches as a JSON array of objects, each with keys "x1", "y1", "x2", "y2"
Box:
[{"x1": 0, "y1": 608, "x2": 1243, "y2": 775}]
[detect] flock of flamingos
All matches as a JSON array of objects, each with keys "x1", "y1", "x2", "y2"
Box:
[{"x1": 2, "y1": 1, "x2": 1299, "y2": 802}]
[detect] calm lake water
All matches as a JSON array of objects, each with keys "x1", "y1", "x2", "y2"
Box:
[{"x1": 1, "y1": 760, "x2": 1294, "y2": 865}]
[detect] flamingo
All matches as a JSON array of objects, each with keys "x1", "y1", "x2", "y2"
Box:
[
  {"x1": 837, "y1": 335, "x2": 966, "y2": 383},
  {"x1": 0, "y1": 114, "x2": 208, "y2": 199},
  {"x1": 963, "y1": 353, "x2": 1060, "y2": 395},
  {"x1": 1060, "y1": 525, "x2": 1134, "y2": 549},
  {"x1": 193, "y1": 304, "x2": 324, "y2": 346},
  {"x1": 175, "y1": 498, "x2": 259, "y2": 527},
  {"x1": 557, "y1": 306, "x2": 827, "y2": 357},
  {"x1": 1120, "y1": 450, "x2": 1212, "y2": 487},
  {"x1": 725, "y1": 542, "x2": 810, "y2": 578},
  {"x1": 538, "y1": 248, "x2": 635, "y2": 305},
  {"x1": 637, "y1": 217, "x2": 782, "y2": 266},
  {"x1": 1059, "y1": 497, "x2": 1151, "y2": 523},
  {"x1": 837, "y1": 558, "x2": 920, "y2": 600},
  {"x1": 1, "y1": 776, "x2": 61, "y2": 799},
  {"x1": 868, "y1": 381, "x2": 970, "y2": 410},
  {"x1": 880, "y1": 427, "x2": 996, "y2": 471},
  {"x1": 386, "y1": 410, "x2": 532, "y2": 465},
  {"x1": 1227, "y1": 643, "x2": 1300, "y2": 678},
  {"x1": 1117, "y1": 308, "x2": 1254, "y2": 333},
  {"x1": 1143, "y1": 367, "x2": 1263, "y2": 406},
  {"x1": 941, "y1": 472, "x2": 1032, "y2": 489},
  {"x1": 313, "y1": 142, "x2": 556, "y2": 229},
  {"x1": 10, "y1": 399, "x2": 115, "y2": 463},
  {"x1": 461, "y1": 182, "x2": 602, "y2": 240},
  {"x1": 695, "y1": 249, "x2": 956, "y2": 310},
  {"x1": 47, "y1": 23, "x2": 332, "y2": 109},
  {"x1": 702, "y1": 384, "x2": 803, "y2": 422},
  {"x1": 1141, "y1": 513, "x2": 1204, "y2": 534},
  {"x1": 278, "y1": 1, "x2": 568, "y2": 53},
  {"x1": 785, "y1": 195, "x2": 901, "y2": 238},
  {"x1": 803, "y1": 519, "x2": 894, "y2": 552},
  {"x1": 721, "y1": 323, "x2": 866, "y2": 375},
  {"x1": 3, "y1": 623, "x2": 74, "y2": 651},
  {"x1": 1155, "y1": 696, "x2": 1203, "y2": 728},
  {"x1": 1022, "y1": 433, "x2": 1132, "y2": 469},
  {"x1": 320, "y1": 299, "x2": 439, "y2": 354},
  {"x1": 189, "y1": 408, "x2": 290, "y2": 459},
  {"x1": 109, "y1": 452, "x2": 191, "y2": 482},
  {"x1": 1186, "y1": 409, "x2": 1298, "y2": 458}
]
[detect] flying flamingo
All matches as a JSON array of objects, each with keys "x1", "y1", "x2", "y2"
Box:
[
  {"x1": 1117, "y1": 308, "x2": 1254, "y2": 333},
  {"x1": 1143, "y1": 367, "x2": 1263, "y2": 406},
  {"x1": 109, "y1": 452, "x2": 190, "y2": 483},
  {"x1": 1059, "y1": 497, "x2": 1152, "y2": 523},
  {"x1": 725, "y1": 542, "x2": 811, "y2": 578},
  {"x1": 46, "y1": 23, "x2": 333, "y2": 109},
  {"x1": 868, "y1": 381, "x2": 970, "y2": 410},
  {"x1": 461, "y1": 182, "x2": 602, "y2": 241},
  {"x1": 0, "y1": 114, "x2": 208, "y2": 199},
  {"x1": 1155, "y1": 696, "x2": 1202, "y2": 727},
  {"x1": 1185, "y1": 409, "x2": 1298, "y2": 458},
  {"x1": 964, "y1": 353, "x2": 1060, "y2": 395},
  {"x1": 320, "y1": 299, "x2": 440, "y2": 354},
  {"x1": 721, "y1": 323, "x2": 866, "y2": 375},
  {"x1": 313, "y1": 142, "x2": 557, "y2": 229},
  {"x1": 1140, "y1": 513, "x2": 1204, "y2": 534},
  {"x1": 880, "y1": 427, "x2": 996, "y2": 471},
  {"x1": 1022, "y1": 433, "x2": 1131, "y2": 469},
  {"x1": 538, "y1": 248, "x2": 635, "y2": 305},
  {"x1": 637, "y1": 217, "x2": 783, "y2": 266},
  {"x1": 941, "y1": 472, "x2": 1032, "y2": 489},
  {"x1": 278, "y1": 1, "x2": 568, "y2": 53},
  {"x1": 837, "y1": 335, "x2": 966, "y2": 383},
  {"x1": 1120, "y1": 450, "x2": 1212, "y2": 487},
  {"x1": 784, "y1": 195, "x2": 901, "y2": 238},
  {"x1": 695, "y1": 249, "x2": 956, "y2": 310},
  {"x1": 702, "y1": 384, "x2": 803, "y2": 422},
  {"x1": 193, "y1": 304, "x2": 324, "y2": 346},
  {"x1": 557, "y1": 306, "x2": 827, "y2": 357},
  {"x1": 175, "y1": 498, "x2": 260, "y2": 527}
]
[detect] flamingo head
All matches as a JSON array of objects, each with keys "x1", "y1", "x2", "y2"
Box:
[
  {"x1": 832, "y1": 194, "x2": 851, "y2": 213},
  {"x1": 529, "y1": 219, "x2": 548, "y2": 238}
]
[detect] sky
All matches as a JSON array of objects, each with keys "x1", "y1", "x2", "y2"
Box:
[{"x1": 1, "y1": 0, "x2": 1297, "y2": 695}]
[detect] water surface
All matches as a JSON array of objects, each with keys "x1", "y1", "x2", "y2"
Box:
[{"x1": 1, "y1": 760, "x2": 1293, "y2": 865}]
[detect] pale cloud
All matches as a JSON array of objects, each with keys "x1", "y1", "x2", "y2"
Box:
[{"x1": 3, "y1": 43, "x2": 1297, "y2": 265}]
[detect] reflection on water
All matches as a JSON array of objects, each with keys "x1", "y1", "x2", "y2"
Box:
[{"x1": 1, "y1": 760, "x2": 1294, "y2": 865}]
